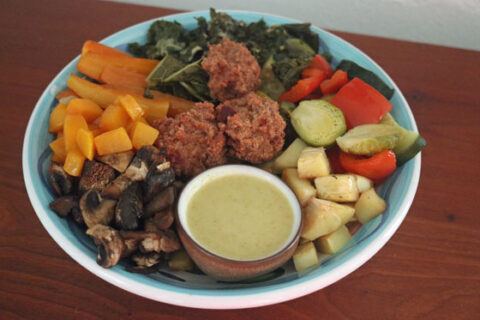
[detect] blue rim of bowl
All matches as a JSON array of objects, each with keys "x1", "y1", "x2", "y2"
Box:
[{"x1": 22, "y1": 10, "x2": 421, "y2": 309}]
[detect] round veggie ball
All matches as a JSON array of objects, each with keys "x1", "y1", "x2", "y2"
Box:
[
  {"x1": 153, "y1": 102, "x2": 227, "y2": 177},
  {"x1": 217, "y1": 92, "x2": 286, "y2": 163},
  {"x1": 201, "y1": 38, "x2": 261, "y2": 102}
]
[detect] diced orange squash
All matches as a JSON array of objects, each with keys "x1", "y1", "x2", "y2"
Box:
[
  {"x1": 57, "y1": 131, "x2": 64, "y2": 139},
  {"x1": 94, "y1": 127, "x2": 133, "y2": 156},
  {"x1": 81, "y1": 40, "x2": 130, "y2": 58},
  {"x1": 68, "y1": 75, "x2": 169, "y2": 119},
  {"x1": 116, "y1": 94, "x2": 144, "y2": 120},
  {"x1": 66, "y1": 98, "x2": 103, "y2": 123},
  {"x1": 76, "y1": 128, "x2": 95, "y2": 160},
  {"x1": 56, "y1": 88, "x2": 78, "y2": 101},
  {"x1": 100, "y1": 65, "x2": 148, "y2": 87},
  {"x1": 63, "y1": 114, "x2": 88, "y2": 152},
  {"x1": 63, "y1": 149, "x2": 86, "y2": 177},
  {"x1": 98, "y1": 104, "x2": 130, "y2": 131},
  {"x1": 77, "y1": 52, "x2": 157, "y2": 79},
  {"x1": 130, "y1": 122, "x2": 159, "y2": 150},
  {"x1": 126, "y1": 117, "x2": 148, "y2": 136},
  {"x1": 143, "y1": 100, "x2": 170, "y2": 123},
  {"x1": 103, "y1": 83, "x2": 195, "y2": 116},
  {"x1": 49, "y1": 104, "x2": 68, "y2": 133},
  {"x1": 49, "y1": 136, "x2": 67, "y2": 164}
]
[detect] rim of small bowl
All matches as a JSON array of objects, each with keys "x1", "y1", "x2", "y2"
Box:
[
  {"x1": 177, "y1": 164, "x2": 302, "y2": 264},
  {"x1": 22, "y1": 9, "x2": 421, "y2": 309}
]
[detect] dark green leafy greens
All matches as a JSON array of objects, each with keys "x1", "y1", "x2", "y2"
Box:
[{"x1": 128, "y1": 9, "x2": 321, "y2": 101}]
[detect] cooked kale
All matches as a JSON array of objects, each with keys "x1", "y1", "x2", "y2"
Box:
[{"x1": 129, "y1": 9, "x2": 321, "y2": 100}]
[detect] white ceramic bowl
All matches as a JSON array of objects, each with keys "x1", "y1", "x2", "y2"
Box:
[{"x1": 22, "y1": 10, "x2": 421, "y2": 309}]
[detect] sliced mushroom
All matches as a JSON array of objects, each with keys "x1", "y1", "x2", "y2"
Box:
[
  {"x1": 144, "y1": 208, "x2": 174, "y2": 232},
  {"x1": 79, "y1": 189, "x2": 116, "y2": 228},
  {"x1": 135, "y1": 145, "x2": 166, "y2": 167},
  {"x1": 96, "y1": 151, "x2": 134, "y2": 173},
  {"x1": 102, "y1": 175, "x2": 132, "y2": 199},
  {"x1": 124, "y1": 155, "x2": 149, "y2": 182},
  {"x1": 115, "y1": 182, "x2": 143, "y2": 230},
  {"x1": 49, "y1": 195, "x2": 77, "y2": 217},
  {"x1": 139, "y1": 230, "x2": 181, "y2": 253},
  {"x1": 71, "y1": 206, "x2": 84, "y2": 225},
  {"x1": 86, "y1": 225, "x2": 125, "y2": 268},
  {"x1": 143, "y1": 162, "x2": 175, "y2": 202},
  {"x1": 78, "y1": 160, "x2": 116, "y2": 195},
  {"x1": 49, "y1": 161, "x2": 74, "y2": 196},
  {"x1": 126, "y1": 252, "x2": 162, "y2": 274},
  {"x1": 144, "y1": 186, "x2": 175, "y2": 218},
  {"x1": 119, "y1": 230, "x2": 158, "y2": 256}
]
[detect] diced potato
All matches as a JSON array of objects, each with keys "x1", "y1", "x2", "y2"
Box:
[
  {"x1": 316, "y1": 225, "x2": 352, "y2": 254},
  {"x1": 314, "y1": 174, "x2": 359, "y2": 202},
  {"x1": 49, "y1": 103, "x2": 67, "y2": 133},
  {"x1": 76, "y1": 128, "x2": 95, "y2": 160},
  {"x1": 301, "y1": 198, "x2": 342, "y2": 240},
  {"x1": 354, "y1": 175, "x2": 374, "y2": 193},
  {"x1": 297, "y1": 147, "x2": 330, "y2": 179},
  {"x1": 130, "y1": 122, "x2": 159, "y2": 150},
  {"x1": 168, "y1": 249, "x2": 194, "y2": 272},
  {"x1": 317, "y1": 199, "x2": 355, "y2": 225},
  {"x1": 94, "y1": 127, "x2": 133, "y2": 156},
  {"x1": 98, "y1": 104, "x2": 130, "y2": 132},
  {"x1": 63, "y1": 149, "x2": 86, "y2": 177},
  {"x1": 293, "y1": 241, "x2": 319, "y2": 272},
  {"x1": 282, "y1": 168, "x2": 316, "y2": 206},
  {"x1": 355, "y1": 188, "x2": 387, "y2": 224},
  {"x1": 63, "y1": 114, "x2": 88, "y2": 152},
  {"x1": 117, "y1": 94, "x2": 145, "y2": 121},
  {"x1": 66, "y1": 98, "x2": 103, "y2": 123},
  {"x1": 273, "y1": 138, "x2": 307, "y2": 171},
  {"x1": 49, "y1": 136, "x2": 67, "y2": 164}
]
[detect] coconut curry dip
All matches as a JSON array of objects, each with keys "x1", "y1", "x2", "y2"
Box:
[{"x1": 186, "y1": 174, "x2": 295, "y2": 261}]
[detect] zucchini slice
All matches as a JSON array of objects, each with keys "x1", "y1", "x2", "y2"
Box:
[{"x1": 336, "y1": 124, "x2": 400, "y2": 155}]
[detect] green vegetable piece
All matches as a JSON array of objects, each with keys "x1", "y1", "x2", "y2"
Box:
[
  {"x1": 279, "y1": 101, "x2": 296, "y2": 117},
  {"x1": 146, "y1": 55, "x2": 185, "y2": 86},
  {"x1": 380, "y1": 113, "x2": 426, "y2": 165},
  {"x1": 259, "y1": 56, "x2": 285, "y2": 101},
  {"x1": 336, "y1": 124, "x2": 400, "y2": 155},
  {"x1": 283, "y1": 23, "x2": 319, "y2": 52},
  {"x1": 336, "y1": 60, "x2": 395, "y2": 100},
  {"x1": 291, "y1": 100, "x2": 346, "y2": 147}
]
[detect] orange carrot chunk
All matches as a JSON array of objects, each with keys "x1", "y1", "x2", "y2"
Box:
[
  {"x1": 63, "y1": 114, "x2": 88, "y2": 152},
  {"x1": 66, "y1": 98, "x2": 103, "y2": 123},
  {"x1": 98, "y1": 104, "x2": 130, "y2": 132},
  {"x1": 63, "y1": 149, "x2": 86, "y2": 177},
  {"x1": 130, "y1": 122, "x2": 160, "y2": 150},
  {"x1": 76, "y1": 128, "x2": 95, "y2": 160},
  {"x1": 49, "y1": 136, "x2": 67, "y2": 164},
  {"x1": 117, "y1": 94, "x2": 145, "y2": 121},
  {"x1": 49, "y1": 104, "x2": 68, "y2": 133}
]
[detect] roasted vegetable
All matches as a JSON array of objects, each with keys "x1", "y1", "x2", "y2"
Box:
[
  {"x1": 301, "y1": 197, "x2": 343, "y2": 240},
  {"x1": 281, "y1": 168, "x2": 316, "y2": 206},
  {"x1": 297, "y1": 147, "x2": 330, "y2": 179},
  {"x1": 314, "y1": 174, "x2": 359, "y2": 202},
  {"x1": 316, "y1": 225, "x2": 351, "y2": 254},
  {"x1": 355, "y1": 188, "x2": 387, "y2": 224},
  {"x1": 273, "y1": 138, "x2": 307, "y2": 171},
  {"x1": 336, "y1": 124, "x2": 399, "y2": 155},
  {"x1": 292, "y1": 241, "x2": 318, "y2": 272}
]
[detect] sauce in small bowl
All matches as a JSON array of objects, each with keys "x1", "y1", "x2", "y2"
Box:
[{"x1": 177, "y1": 165, "x2": 302, "y2": 281}]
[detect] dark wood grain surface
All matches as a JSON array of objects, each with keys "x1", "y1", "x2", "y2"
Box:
[{"x1": 1, "y1": 0, "x2": 479, "y2": 318}]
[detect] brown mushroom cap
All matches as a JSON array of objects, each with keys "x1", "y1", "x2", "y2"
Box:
[
  {"x1": 86, "y1": 225, "x2": 125, "y2": 268},
  {"x1": 79, "y1": 189, "x2": 116, "y2": 228},
  {"x1": 48, "y1": 162, "x2": 74, "y2": 196}
]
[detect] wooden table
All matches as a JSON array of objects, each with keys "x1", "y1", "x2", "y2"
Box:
[{"x1": 1, "y1": 0, "x2": 479, "y2": 318}]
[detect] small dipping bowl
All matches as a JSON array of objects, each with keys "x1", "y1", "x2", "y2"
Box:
[{"x1": 176, "y1": 165, "x2": 303, "y2": 281}]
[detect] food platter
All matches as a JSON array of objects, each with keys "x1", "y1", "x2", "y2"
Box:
[{"x1": 23, "y1": 10, "x2": 421, "y2": 309}]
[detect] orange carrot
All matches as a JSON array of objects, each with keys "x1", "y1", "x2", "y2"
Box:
[
  {"x1": 81, "y1": 40, "x2": 130, "y2": 57},
  {"x1": 99, "y1": 65, "x2": 148, "y2": 88}
]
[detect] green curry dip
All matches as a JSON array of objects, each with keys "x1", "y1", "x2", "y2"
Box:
[{"x1": 186, "y1": 174, "x2": 295, "y2": 261}]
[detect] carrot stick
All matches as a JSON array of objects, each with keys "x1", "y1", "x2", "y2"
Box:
[
  {"x1": 81, "y1": 40, "x2": 130, "y2": 57},
  {"x1": 99, "y1": 65, "x2": 148, "y2": 88}
]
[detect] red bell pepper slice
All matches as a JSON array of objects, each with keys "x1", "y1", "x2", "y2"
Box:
[
  {"x1": 301, "y1": 68, "x2": 324, "y2": 79},
  {"x1": 320, "y1": 70, "x2": 348, "y2": 94},
  {"x1": 310, "y1": 54, "x2": 333, "y2": 78},
  {"x1": 330, "y1": 78, "x2": 392, "y2": 129},
  {"x1": 279, "y1": 70, "x2": 325, "y2": 103},
  {"x1": 339, "y1": 150, "x2": 397, "y2": 183}
]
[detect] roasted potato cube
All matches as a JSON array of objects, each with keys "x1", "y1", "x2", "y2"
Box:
[
  {"x1": 355, "y1": 188, "x2": 387, "y2": 224},
  {"x1": 273, "y1": 138, "x2": 307, "y2": 171},
  {"x1": 301, "y1": 198, "x2": 343, "y2": 240},
  {"x1": 314, "y1": 174, "x2": 359, "y2": 202},
  {"x1": 293, "y1": 241, "x2": 319, "y2": 272},
  {"x1": 282, "y1": 168, "x2": 316, "y2": 206},
  {"x1": 316, "y1": 225, "x2": 352, "y2": 254},
  {"x1": 297, "y1": 147, "x2": 330, "y2": 179}
]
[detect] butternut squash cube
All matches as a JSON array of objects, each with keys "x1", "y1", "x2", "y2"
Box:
[
  {"x1": 117, "y1": 94, "x2": 145, "y2": 121},
  {"x1": 49, "y1": 103, "x2": 67, "y2": 133},
  {"x1": 76, "y1": 128, "x2": 95, "y2": 160},
  {"x1": 63, "y1": 114, "x2": 88, "y2": 152},
  {"x1": 66, "y1": 98, "x2": 103, "y2": 123},
  {"x1": 94, "y1": 127, "x2": 132, "y2": 155},
  {"x1": 131, "y1": 122, "x2": 159, "y2": 150},
  {"x1": 49, "y1": 136, "x2": 67, "y2": 164},
  {"x1": 143, "y1": 100, "x2": 169, "y2": 123},
  {"x1": 88, "y1": 123, "x2": 103, "y2": 137},
  {"x1": 126, "y1": 117, "x2": 147, "y2": 137},
  {"x1": 98, "y1": 104, "x2": 129, "y2": 132},
  {"x1": 63, "y1": 149, "x2": 86, "y2": 177}
]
